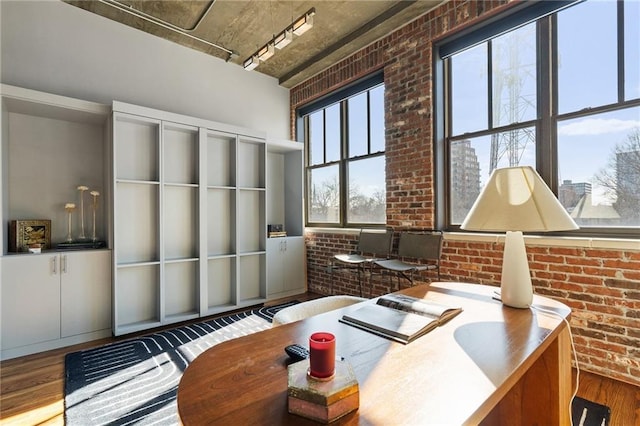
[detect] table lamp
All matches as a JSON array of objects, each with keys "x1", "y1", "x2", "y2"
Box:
[{"x1": 460, "y1": 166, "x2": 579, "y2": 308}]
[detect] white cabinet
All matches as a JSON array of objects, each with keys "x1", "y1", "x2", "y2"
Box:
[
  {"x1": 1, "y1": 250, "x2": 112, "y2": 359},
  {"x1": 266, "y1": 139, "x2": 306, "y2": 298},
  {"x1": 61, "y1": 250, "x2": 112, "y2": 337},
  {"x1": 112, "y1": 102, "x2": 267, "y2": 335},
  {"x1": 267, "y1": 237, "x2": 305, "y2": 297},
  {"x1": 1, "y1": 255, "x2": 60, "y2": 350}
]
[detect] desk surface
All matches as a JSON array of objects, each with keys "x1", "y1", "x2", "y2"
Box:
[{"x1": 177, "y1": 282, "x2": 571, "y2": 425}]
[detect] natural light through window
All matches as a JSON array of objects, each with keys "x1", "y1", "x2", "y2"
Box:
[
  {"x1": 303, "y1": 77, "x2": 386, "y2": 227},
  {"x1": 443, "y1": 0, "x2": 640, "y2": 234}
]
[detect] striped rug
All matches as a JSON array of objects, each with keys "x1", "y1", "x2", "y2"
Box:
[{"x1": 64, "y1": 302, "x2": 297, "y2": 425}]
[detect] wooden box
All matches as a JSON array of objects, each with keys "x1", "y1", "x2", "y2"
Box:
[
  {"x1": 8, "y1": 220, "x2": 51, "y2": 252},
  {"x1": 288, "y1": 359, "x2": 359, "y2": 423}
]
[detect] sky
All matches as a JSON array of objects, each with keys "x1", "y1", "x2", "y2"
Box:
[{"x1": 452, "y1": 0, "x2": 640, "y2": 206}]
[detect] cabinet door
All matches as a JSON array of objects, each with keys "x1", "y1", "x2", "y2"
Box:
[
  {"x1": 1, "y1": 255, "x2": 61, "y2": 349},
  {"x1": 266, "y1": 239, "x2": 285, "y2": 295},
  {"x1": 61, "y1": 250, "x2": 112, "y2": 337},
  {"x1": 282, "y1": 237, "x2": 305, "y2": 292}
]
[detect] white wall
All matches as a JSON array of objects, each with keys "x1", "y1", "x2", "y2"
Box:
[{"x1": 0, "y1": 0, "x2": 290, "y2": 138}]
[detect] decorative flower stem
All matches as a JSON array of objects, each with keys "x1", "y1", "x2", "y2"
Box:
[
  {"x1": 77, "y1": 185, "x2": 89, "y2": 240},
  {"x1": 64, "y1": 203, "x2": 76, "y2": 243},
  {"x1": 90, "y1": 191, "x2": 100, "y2": 242}
]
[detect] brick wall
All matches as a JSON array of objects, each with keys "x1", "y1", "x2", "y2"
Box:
[{"x1": 290, "y1": 1, "x2": 640, "y2": 387}]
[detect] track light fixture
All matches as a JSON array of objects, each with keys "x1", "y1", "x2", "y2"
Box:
[
  {"x1": 243, "y1": 8, "x2": 316, "y2": 70},
  {"x1": 292, "y1": 10, "x2": 314, "y2": 35},
  {"x1": 243, "y1": 55, "x2": 260, "y2": 71},
  {"x1": 274, "y1": 29, "x2": 293, "y2": 50}
]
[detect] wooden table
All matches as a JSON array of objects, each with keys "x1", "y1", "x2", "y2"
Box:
[{"x1": 177, "y1": 282, "x2": 572, "y2": 425}]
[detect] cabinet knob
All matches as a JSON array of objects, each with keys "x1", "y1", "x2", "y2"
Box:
[
  {"x1": 62, "y1": 255, "x2": 68, "y2": 274},
  {"x1": 52, "y1": 256, "x2": 57, "y2": 275}
]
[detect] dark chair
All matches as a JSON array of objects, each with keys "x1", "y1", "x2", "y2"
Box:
[
  {"x1": 331, "y1": 228, "x2": 393, "y2": 296},
  {"x1": 373, "y1": 231, "x2": 443, "y2": 290}
]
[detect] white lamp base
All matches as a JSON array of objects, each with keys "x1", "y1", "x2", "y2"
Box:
[{"x1": 500, "y1": 231, "x2": 533, "y2": 308}]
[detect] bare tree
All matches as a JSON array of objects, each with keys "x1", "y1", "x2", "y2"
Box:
[
  {"x1": 310, "y1": 176, "x2": 339, "y2": 221},
  {"x1": 595, "y1": 128, "x2": 640, "y2": 225},
  {"x1": 311, "y1": 175, "x2": 386, "y2": 223},
  {"x1": 349, "y1": 188, "x2": 385, "y2": 223}
]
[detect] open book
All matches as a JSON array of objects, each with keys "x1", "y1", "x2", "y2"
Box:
[{"x1": 339, "y1": 293, "x2": 462, "y2": 344}]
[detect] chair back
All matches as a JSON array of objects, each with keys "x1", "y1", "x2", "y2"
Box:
[
  {"x1": 357, "y1": 229, "x2": 393, "y2": 256},
  {"x1": 397, "y1": 231, "x2": 443, "y2": 261}
]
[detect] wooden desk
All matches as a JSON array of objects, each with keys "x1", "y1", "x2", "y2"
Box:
[{"x1": 177, "y1": 282, "x2": 572, "y2": 425}]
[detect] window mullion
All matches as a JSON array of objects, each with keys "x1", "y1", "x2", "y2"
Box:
[
  {"x1": 366, "y1": 91, "x2": 372, "y2": 155},
  {"x1": 322, "y1": 110, "x2": 327, "y2": 164},
  {"x1": 487, "y1": 40, "x2": 494, "y2": 130},
  {"x1": 537, "y1": 16, "x2": 555, "y2": 189},
  {"x1": 617, "y1": 0, "x2": 625, "y2": 103},
  {"x1": 340, "y1": 100, "x2": 348, "y2": 226}
]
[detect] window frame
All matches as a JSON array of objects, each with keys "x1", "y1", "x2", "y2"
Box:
[
  {"x1": 434, "y1": 0, "x2": 640, "y2": 239},
  {"x1": 297, "y1": 72, "x2": 386, "y2": 228}
]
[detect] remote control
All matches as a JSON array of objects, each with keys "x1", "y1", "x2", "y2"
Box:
[{"x1": 284, "y1": 344, "x2": 310, "y2": 362}]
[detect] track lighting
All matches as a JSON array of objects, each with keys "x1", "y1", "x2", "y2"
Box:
[{"x1": 243, "y1": 8, "x2": 315, "y2": 71}]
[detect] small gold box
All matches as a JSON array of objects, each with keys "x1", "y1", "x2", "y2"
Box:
[
  {"x1": 8, "y1": 220, "x2": 51, "y2": 252},
  {"x1": 288, "y1": 359, "x2": 359, "y2": 424}
]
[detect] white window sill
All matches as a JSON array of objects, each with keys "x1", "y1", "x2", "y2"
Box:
[
  {"x1": 444, "y1": 232, "x2": 640, "y2": 250},
  {"x1": 304, "y1": 228, "x2": 640, "y2": 250}
]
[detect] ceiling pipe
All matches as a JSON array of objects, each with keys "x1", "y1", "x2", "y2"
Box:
[
  {"x1": 97, "y1": 0, "x2": 237, "y2": 60},
  {"x1": 107, "y1": 0, "x2": 218, "y2": 33}
]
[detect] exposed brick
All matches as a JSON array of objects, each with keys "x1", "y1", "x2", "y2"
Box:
[
  {"x1": 605, "y1": 279, "x2": 640, "y2": 290},
  {"x1": 294, "y1": 0, "x2": 640, "y2": 388}
]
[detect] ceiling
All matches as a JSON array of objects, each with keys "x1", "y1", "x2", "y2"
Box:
[{"x1": 64, "y1": 0, "x2": 445, "y2": 88}]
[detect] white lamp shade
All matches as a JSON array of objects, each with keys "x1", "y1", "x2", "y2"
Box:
[
  {"x1": 460, "y1": 166, "x2": 578, "y2": 309},
  {"x1": 461, "y1": 166, "x2": 579, "y2": 232}
]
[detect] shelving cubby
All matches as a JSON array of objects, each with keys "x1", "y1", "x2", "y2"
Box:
[
  {"x1": 205, "y1": 256, "x2": 237, "y2": 312},
  {"x1": 238, "y1": 253, "x2": 266, "y2": 304},
  {"x1": 206, "y1": 131, "x2": 236, "y2": 188},
  {"x1": 237, "y1": 189, "x2": 266, "y2": 254},
  {"x1": 164, "y1": 259, "x2": 199, "y2": 321},
  {"x1": 206, "y1": 188, "x2": 236, "y2": 256},
  {"x1": 237, "y1": 137, "x2": 266, "y2": 190},
  {"x1": 1, "y1": 84, "x2": 111, "y2": 252}
]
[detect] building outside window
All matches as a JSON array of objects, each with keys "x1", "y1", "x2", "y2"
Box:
[
  {"x1": 300, "y1": 75, "x2": 386, "y2": 227},
  {"x1": 439, "y1": 0, "x2": 640, "y2": 236}
]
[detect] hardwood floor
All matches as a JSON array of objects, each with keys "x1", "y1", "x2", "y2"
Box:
[
  {"x1": 1, "y1": 294, "x2": 639, "y2": 425},
  {"x1": 574, "y1": 369, "x2": 640, "y2": 426}
]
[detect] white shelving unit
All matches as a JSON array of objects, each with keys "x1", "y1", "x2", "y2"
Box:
[
  {"x1": 0, "y1": 84, "x2": 306, "y2": 351},
  {"x1": 266, "y1": 138, "x2": 306, "y2": 298},
  {"x1": 112, "y1": 102, "x2": 268, "y2": 335},
  {"x1": 0, "y1": 84, "x2": 112, "y2": 359}
]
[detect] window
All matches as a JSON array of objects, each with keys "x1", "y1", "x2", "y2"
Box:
[
  {"x1": 438, "y1": 0, "x2": 640, "y2": 236},
  {"x1": 300, "y1": 75, "x2": 386, "y2": 227}
]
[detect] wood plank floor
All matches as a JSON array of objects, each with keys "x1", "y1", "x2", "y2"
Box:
[{"x1": 1, "y1": 294, "x2": 639, "y2": 425}]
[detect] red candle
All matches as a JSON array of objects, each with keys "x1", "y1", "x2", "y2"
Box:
[{"x1": 309, "y1": 332, "x2": 336, "y2": 379}]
